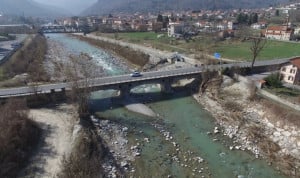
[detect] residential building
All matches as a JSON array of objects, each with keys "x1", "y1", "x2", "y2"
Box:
[
  {"x1": 280, "y1": 57, "x2": 300, "y2": 84},
  {"x1": 227, "y1": 21, "x2": 238, "y2": 30},
  {"x1": 264, "y1": 25, "x2": 293, "y2": 41},
  {"x1": 216, "y1": 24, "x2": 227, "y2": 31},
  {"x1": 168, "y1": 22, "x2": 184, "y2": 37}
]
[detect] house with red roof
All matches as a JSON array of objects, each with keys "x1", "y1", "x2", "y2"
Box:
[
  {"x1": 264, "y1": 25, "x2": 293, "y2": 41},
  {"x1": 280, "y1": 57, "x2": 300, "y2": 85}
]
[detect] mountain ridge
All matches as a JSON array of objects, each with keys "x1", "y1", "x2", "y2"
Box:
[
  {"x1": 82, "y1": 0, "x2": 289, "y2": 15},
  {"x1": 0, "y1": 0, "x2": 69, "y2": 17}
]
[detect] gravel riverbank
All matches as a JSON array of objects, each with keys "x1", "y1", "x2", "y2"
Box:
[
  {"x1": 19, "y1": 104, "x2": 78, "y2": 178},
  {"x1": 194, "y1": 77, "x2": 300, "y2": 177}
]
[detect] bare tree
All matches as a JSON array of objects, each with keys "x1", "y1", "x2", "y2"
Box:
[
  {"x1": 235, "y1": 25, "x2": 253, "y2": 40},
  {"x1": 64, "y1": 53, "x2": 104, "y2": 119},
  {"x1": 250, "y1": 37, "x2": 267, "y2": 70}
]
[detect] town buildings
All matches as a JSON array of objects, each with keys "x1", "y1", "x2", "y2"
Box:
[
  {"x1": 46, "y1": 1, "x2": 300, "y2": 42},
  {"x1": 264, "y1": 25, "x2": 293, "y2": 41}
]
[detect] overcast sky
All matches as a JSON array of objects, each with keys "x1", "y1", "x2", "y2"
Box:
[{"x1": 33, "y1": 0, "x2": 97, "y2": 14}]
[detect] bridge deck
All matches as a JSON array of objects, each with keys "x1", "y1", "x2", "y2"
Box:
[{"x1": 0, "y1": 58, "x2": 292, "y2": 98}]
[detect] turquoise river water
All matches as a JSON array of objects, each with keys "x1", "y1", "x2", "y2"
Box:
[{"x1": 46, "y1": 34, "x2": 286, "y2": 178}]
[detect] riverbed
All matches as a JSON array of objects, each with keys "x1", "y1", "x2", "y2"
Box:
[{"x1": 45, "y1": 33, "x2": 286, "y2": 178}]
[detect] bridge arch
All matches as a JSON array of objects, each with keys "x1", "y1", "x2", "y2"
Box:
[{"x1": 93, "y1": 75, "x2": 202, "y2": 98}]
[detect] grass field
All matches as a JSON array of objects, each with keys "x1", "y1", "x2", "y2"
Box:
[
  {"x1": 97, "y1": 32, "x2": 300, "y2": 61},
  {"x1": 214, "y1": 40, "x2": 300, "y2": 61},
  {"x1": 119, "y1": 32, "x2": 159, "y2": 41}
]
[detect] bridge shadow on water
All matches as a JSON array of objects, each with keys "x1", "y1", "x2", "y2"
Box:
[{"x1": 89, "y1": 85, "x2": 199, "y2": 114}]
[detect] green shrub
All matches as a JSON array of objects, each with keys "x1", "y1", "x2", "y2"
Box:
[
  {"x1": 264, "y1": 72, "x2": 282, "y2": 88},
  {"x1": 58, "y1": 129, "x2": 105, "y2": 178}
]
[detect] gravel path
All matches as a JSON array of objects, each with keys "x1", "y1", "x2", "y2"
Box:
[{"x1": 19, "y1": 104, "x2": 78, "y2": 178}]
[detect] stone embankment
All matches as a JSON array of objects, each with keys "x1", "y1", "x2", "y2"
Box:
[
  {"x1": 91, "y1": 116, "x2": 136, "y2": 177},
  {"x1": 258, "y1": 89, "x2": 300, "y2": 112}
]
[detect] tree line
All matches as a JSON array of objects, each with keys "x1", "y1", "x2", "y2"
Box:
[{"x1": 236, "y1": 13, "x2": 258, "y2": 25}]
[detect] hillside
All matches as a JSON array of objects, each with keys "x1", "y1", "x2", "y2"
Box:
[
  {"x1": 0, "y1": 0, "x2": 68, "y2": 17},
  {"x1": 83, "y1": 0, "x2": 289, "y2": 15}
]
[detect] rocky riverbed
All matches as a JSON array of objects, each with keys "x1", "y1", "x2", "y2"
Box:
[
  {"x1": 194, "y1": 77, "x2": 300, "y2": 177},
  {"x1": 42, "y1": 33, "x2": 292, "y2": 177},
  {"x1": 44, "y1": 34, "x2": 131, "y2": 82}
]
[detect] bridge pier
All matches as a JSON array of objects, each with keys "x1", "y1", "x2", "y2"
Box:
[
  {"x1": 161, "y1": 79, "x2": 173, "y2": 93},
  {"x1": 118, "y1": 84, "x2": 131, "y2": 98}
]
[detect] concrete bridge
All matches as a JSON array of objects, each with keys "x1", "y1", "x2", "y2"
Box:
[
  {"x1": 39, "y1": 25, "x2": 82, "y2": 34},
  {"x1": 0, "y1": 57, "x2": 292, "y2": 99},
  {"x1": 0, "y1": 66, "x2": 203, "y2": 99}
]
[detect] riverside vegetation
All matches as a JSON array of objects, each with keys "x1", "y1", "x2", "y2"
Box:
[
  {"x1": 0, "y1": 34, "x2": 49, "y2": 87},
  {"x1": 0, "y1": 34, "x2": 108, "y2": 177},
  {"x1": 75, "y1": 35, "x2": 150, "y2": 68},
  {"x1": 0, "y1": 99, "x2": 41, "y2": 178},
  {"x1": 58, "y1": 122, "x2": 106, "y2": 178}
]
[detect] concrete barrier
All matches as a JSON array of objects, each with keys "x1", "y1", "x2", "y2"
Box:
[{"x1": 258, "y1": 89, "x2": 300, "y2": 112}]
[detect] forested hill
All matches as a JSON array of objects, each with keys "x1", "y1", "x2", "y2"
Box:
[
  {"x1": 0, "y1": 0, "x2": 68, "y2": 17},
  {"x1": 82, "y1": 0, "x2": 289, "y2": 15}
]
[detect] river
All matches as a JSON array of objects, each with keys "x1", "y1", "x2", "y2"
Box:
[{"x1": 46, "y1": 34, "x2": 286, "y2": 178}]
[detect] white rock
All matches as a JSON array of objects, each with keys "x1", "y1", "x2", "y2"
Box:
[
  {"x1": 172, "y1": 142, "x2": 177, "y2": 147},
  {"x1": 291, "y1": 130, "x2": 297, "y2": 135},
  {"x1": 122, "y1": 127, "x2": 128, "y2": 132},
  {"x1": 235, "y1": 146, "x2": 241, "y2": 150},
  {"x1": 291, "y1": 149, "x2": 299, "y2": 156},
  {"x1": 266, "y1": 122, "x2": 274, "y2": 128},
  {"x1": 134, "y1": 152, "x2": 141, "y2": 156},
  {"x1": 214, "y1": 128, "x2": 219, "y2": 134},
  {"x1": 131, "y1": 146, "x2": 138, "y2": 150},
  {"x1": 276, "y1": 128, "x2": 284, "y2": 132},
  {"x1": 144, "y1": 137, "x2": 150, "y2": 142},
  {"x1": 273, "y1": 131, "x2": 281, "y2": 137},
  {"x1": 282, "y1": 131, "x2": 291, "y2": 137},
  {"x1": 121, "y1": 161, "x2": 128, "y2": 167}
]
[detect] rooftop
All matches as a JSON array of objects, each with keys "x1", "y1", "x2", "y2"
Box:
[{"x1": 290, "y1": 57, "x2": 300, "y2": 68}]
